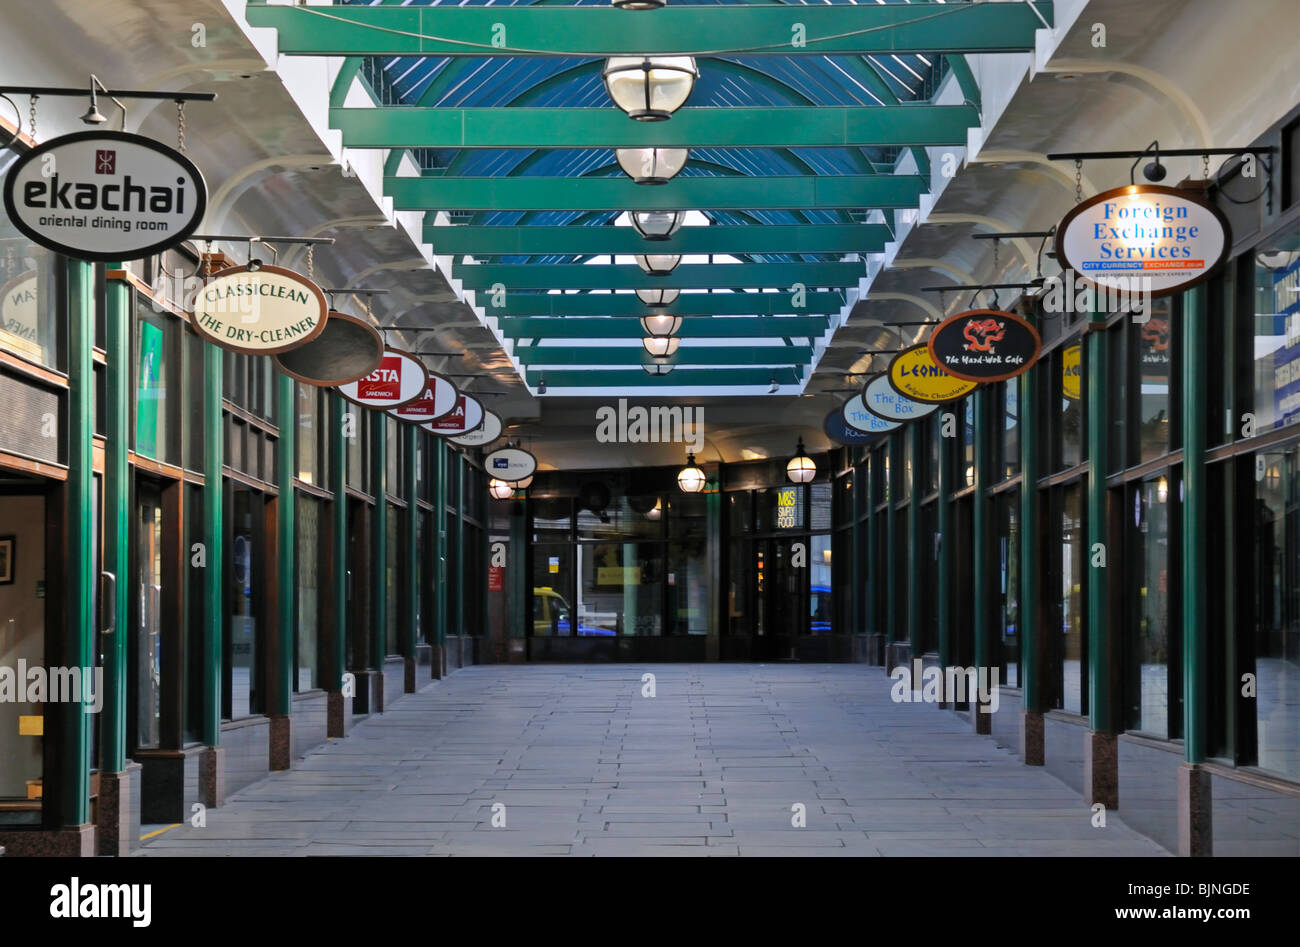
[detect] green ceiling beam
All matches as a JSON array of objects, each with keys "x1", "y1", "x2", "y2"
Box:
[
  {"x1": 333, "y1": 105, "x2": 977, "y2": 149},
  {"x1": 490, "y1": 292, "x2": 843, "y2": 317},
  {"x1": 515, "y1": 345, "x2": 812, "y2": 367},
  {"x1": 522, "y1": 367, "x2": 802, "y2": 388},
  {"x1": 390, "y1": 173, "x2": 922, "y2": 211},
  {"x1": 457, "y1": 261, "x2": 860, "y2": 290},
  {"x1": 499, "y1": 316, "x2": 830, "y2": 339},
  {"x1": 247, "y1": 4, "x2": 1052, "y2": 56},
  {"x1": 427, "y1": 223, "x2": 890, "y2": 256}
]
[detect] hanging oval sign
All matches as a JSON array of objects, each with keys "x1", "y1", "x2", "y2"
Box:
[
  {"x1": 389, "y1": 372, "x2": 459, "y2": 425},
  {"x1": 3, "y1": 130, "x2": 206, "y2": 262},
  {"x1": 0, "y1": 269, "x2": 41, "y2": 361},
  {"x1": 1055, "y1": 184, "x2": 1230, "y2": 299},
  {"x1": 888, "y1": 344, "x2": 978, "y2": 404},
  {"x1": 484, "y1": 446, "x2": 537, "y2": 483},
  {"x1": 423, "y1": 393, "x2": 484, "y2": 437},
  {"x1": 927, "y1": 309, "x2": 1042, "y2": 383},
  {"x1": 841, "y1": 390, "x2": 901, "y2": 436},
  {"x1": 192, "y1": 264, "x2": 328, "y2": 355},
  {"x1": 449, "y1": 408, "x2": 504, "y2": 448},
  {"x1": 864, "y1": 371, "x2": 938, "y2": 422},
  {"x1": 337, "y1": 347, "x2": 429, "y2": 410},
  {"x1": 824, "y1": 407, "x2": 874, "y2": 447},
  {"x1": 1061, "y1": 343, "x2": 1082, "y2": 401},
  {"x1": 273, "y1": 310, "x2": 384, "y2": 387}
]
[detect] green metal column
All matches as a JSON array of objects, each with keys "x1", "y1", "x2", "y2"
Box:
[
  {"x1": 58, "y1": 260, "x2": 94, "y2": 829},
  {"x1": 202, "y1": 342, "x2": 223, "y2": 746},
  {"x1": 865, "y1": 452, "x2": 877, "y2": 640},
  {"x1": 329, "y1": 392, "x2": 347, "y2": 690},
  {"x1": 706, "y1": 472, "x2": 722, "y2": 659},
  {"x1": 434, "y1": 438, "x2": 448, "y2": 647},
  {"x1": 507, "y1": 496, "x2": 527, "y2": 642},
  {"x1": 1086, "y1": 315, "x2": 1112, "y2": 733},
  {"x1": 852, "y1": 457, "x2": 864, "y2": 637},
  {"x1": 273, "y1": 374, "x2": 295, "y2": 717},
  {"x1": 972, "y1": 388, "x2": 991, "y2": 678},
  {"x1": 370, "y1": 416, "x2": 387, "y2": 667},
  {"x1": 101, "y1": 268, "x2": 130, "y2": 775},
  {"x1": 1019, "y1": 349, "x2": 1041, "y2": 716},
  {"x1": 886, "y1": 435, "x2": 898, "y2": 644},
  {"x1": 455, "y1": 451, "x2": 466, "y2": 636},
  {"x1": 937, "y1": 410, "x2": 953, "y2": 671},
  {"x1": 404, "y1": 424, "x2": 418, "y2": 661},
  {"x1": 1183, "y1": 287, "x2": 1208, "y2": 764},
  {"x1": 907, "y1": 424, "x2": 922, "y2": 658}
]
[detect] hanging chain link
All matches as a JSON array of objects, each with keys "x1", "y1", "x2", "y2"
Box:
[
  {"x1": 27, "y1": 95, "x2": 37, "y2": 140},
  {"x1": 992, "y1": 237, "x2": 1000, "y2": 270},
  {"x1": 306, "y1": 243, "x2": 314, "y2": 281},
  {"x1": 176, "y1": 100, "x2": 186, "y2": 153},
  {"x1": 1074, "y1": 160, "x2": 1083, "y2": 204},
  {"x1": 1203, "y1": 152, "x2": 1211, "y2": 181}
]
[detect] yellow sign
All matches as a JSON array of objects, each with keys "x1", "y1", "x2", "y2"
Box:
[
  {"x1": 888, "y1": 344, "x2": 978, "y2": 404},
  {"x1": 19, "y1": 714, "x2": 44, "y2": 736},
  {"x1": 597, "y1": 566, "x2": 641, "y2": 585},
  {"x1": 1062, "y1": 344, "x2": 1082, "y2": 400},
  {"x1": 776, "y1": 487, "x2": 798, "y2": 528}
]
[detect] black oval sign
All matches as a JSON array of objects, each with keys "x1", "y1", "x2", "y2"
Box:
[
  {"x1": 3, "y1": 130, "x2": 207, "y2": 262},
  {"x1": 927, "y1": 309, "x2": 1042, "y2": 383},
  {"x1": 824, "y1": 407, "x2": 875, "y2": 447}
]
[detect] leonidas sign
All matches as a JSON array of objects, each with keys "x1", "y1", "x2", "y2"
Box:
[
  {"x1": 3, "y1": 131, "x2": 206, "y2": 262},
  {"x1": 928, "y1": 309, "x2": 1042, "y2": 383},
  {"x1": 1056, "y1": 184, "x2": 1229, "y2": 298},
  {"x1": 888, "y1": 344, "x2": 978, "y2": 404},
  {"x1": 192, "y1": 264, "x2": 328, "y2": 354}
]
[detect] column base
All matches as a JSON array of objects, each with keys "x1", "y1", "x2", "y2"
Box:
[
  {"x1": 507, "y1": 639, "x2": 527, "y2": 664},
  {"x1": 96, "y1": 762, "x2": 142, "y2": 856},
  {"x1": 327, "y1": 689, "x2": 353, "y2": 738},
  {"x1": 972, "y1": 701, "x2": 992, "y2": 735},
  {"x1": 269, "y1": 714, "x2": 294, "y2": 771},
  {"x1": 1083, "y1": 730, "x2": 1119, "y2": 809},
  {"x1": 1177, "y1": 763, "x2": 1213, "y2": 857},
  {"x1": 352, "y1": 669, "x2": 384, "y2": 715},
  {"x1": 404, "y1": 656, "x2": 416, "y2": 694},
  {"x1": 0, "y1": 824, "x2": 95, "y2": 857},
  {"x1": 199, "y1": 746, "x2": 225, "y2": 809},
  {"x1": 1020, "y1": 709, "x2": 1044, "y2": 765}
]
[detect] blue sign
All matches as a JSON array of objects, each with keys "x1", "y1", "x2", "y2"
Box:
[{"x1": 824, "y1": 407, "x2": 874, "y2": 446}]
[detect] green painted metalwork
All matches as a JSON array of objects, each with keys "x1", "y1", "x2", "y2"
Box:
[
  {"x1": 907, "y1": 425, "x2": 921, "y2": 658},
  {"x1": 333, "y1": 105, "x2": 977, "y2": 149},
  {"x1": 937, "y1": 405, "x2": 952, "y2": 673},
  {"x1": 864, "y1": 453, "x2": 877, "y2": 637},
  {"x1": 1183, "y1": 288, "x2": 1207, "y2": 763},
  {"x1": 329, "y1": 392, "x2": 347, "y2": 692},
  {"x1": 458, "y1": 262, "x2": 861, "y2": 291},
  {"x1": 522, "y1": 367, "x2": 801, "y2": 388},
  {"x1": 886, "y1": 434, "x2": 899, "y2": 644},
  {"x1": 203, "y1": 342, "x2": 224, "y2": 746},
  {"x1": 246, "y1": 3, "x2": 1053, "y2": 56},
  {"x1": 971, "y1": 387, "x2": 990, "y2": 681},
  {"x1": 434, "y1": 438, "x2": 448, "y2": 649},
  {"x1": 371, "y1": 417, "x2": 387, "y2": 670},
  {"x1": 405, "y1": 424, "x2": 418, "y2": 663},
  {"x1": 507, "y1": 499, "x2": 527, "y2": 641},
  {"x1": 455, "y1": 451, "x2": 465, "y2": 638},
  {"x1": 61, "y1": 260, "x2": 94, "y2": 827},
  {"x1": 515, "y1": 345, "x2": 812, "y2": 367},
  {"x1": 429, "y1": 223, "x2": 891, "y2": 256},
  {"x1": 501, "y1": 315, "x2": 828, "y2": 339},
  {"x1": 493, "y1": 294, "x2": 842, "y2": 318},
  {"x1": 1019, "y1": 351, "x2": 1040, "y2": 714},
  {"x1": 389, "y1": 174, "x2": 924, "y2": 212},
  {"x1": 1086, "y1": 315, "x2": 1111, "y2": 733},
  {"x1": 101, "y1": 267, "x2": 130, "y2": 774},
  {"x1": 274, "y1": 374, "x2": 296, "y2": 717}
]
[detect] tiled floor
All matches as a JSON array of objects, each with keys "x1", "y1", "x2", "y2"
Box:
[{"x1": 136, "y1": 664, "x2": 1168, "y2": 857}]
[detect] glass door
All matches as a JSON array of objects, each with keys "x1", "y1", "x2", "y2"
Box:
[{"x1": 134, "y1": 485, "x2": 163, "y2": 749}]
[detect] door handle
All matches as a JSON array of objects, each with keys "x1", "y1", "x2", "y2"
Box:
[{"x1": 99, "y1": 572, "x2": 116, "y2": 634}]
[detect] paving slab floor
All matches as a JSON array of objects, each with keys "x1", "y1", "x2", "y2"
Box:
[{"x1": 136, "y1": 664, "x2": 1169, "y2": 857}]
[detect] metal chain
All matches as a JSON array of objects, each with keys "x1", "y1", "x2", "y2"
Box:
[
  {"x1": 1203, "y1": 152, "x2": 1210, "y2": 181},
  {"x1": 992, "y1": 237, "x2": 1000, "y2": 270},
  {"x1": 1074, "y1": 160, "x2": 1083, "y2": 204},
  {"x1": 306, "y1": 243, "x2": 314, "y2": 281},
  {"x1": 176, "y1": 100, "x2": 186, "y2": 153},
  {"x1": 28, "y1": 95, "x2": 37, "y2": 140}
]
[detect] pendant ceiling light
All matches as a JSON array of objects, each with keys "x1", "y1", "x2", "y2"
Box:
[
  {"x1": 641, "y1": 313, "x2": 682, "y2": 337},
  {"x1": 603, "y1": 56, "x2": 698, "y2": 121},
  {"x1": 616, "y1": 147, "x2": 689, "y2": 184},
  {"x1": 645, "y1": 497, "x2": 663, "y2": 520},
  {"x1": 637, "y1": 287, "x2": 680, "y2": 307},
  {"x1": 489, "y1": 479, "x2": 514, "y2": 500},
  {"x1": 636, "y1": 253, "x2": 681, "y2": 276},
  {"x1": 786, "y1": 438, "x2": 816, "y2": 484},
  {"x1": 677, "y1": 453, "x2": 706, "y2": 493},
  {"x1": 642, "y1": 336, "x2": 680, "y2": 358},
  {"x1": 613, "y1": 0, "x2": 666, "y2": 9},
  {"x1": 643, "y1": 361, "x2": 674, "y2": 376},
  {"x1": 630, "y1": 209, "x2": 686, "y2": 240}
]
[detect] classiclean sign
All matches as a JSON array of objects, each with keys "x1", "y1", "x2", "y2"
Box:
[
  {"x1": 3, "y1": 131, "x2": 206, "y2": 262},
  {"x1": 841, "y1": 392, "x2": 901, "y2": 437},
  {"x1": 193, "y1": 264, "x2": 328, "y2": 355},
  {"x1": 389, "y1": 372, "x2": 459, "y2": 424},
  {"x1": 1062, "y1": 343, "x2": 1082, "y2": 401},
  {"x1": 450, "y1": 408, "x2": 504, "y2": 448},
  {"x1": 1056, "y1": 184, "x2": 1229, "y2": 298},
  {"x1": 484, "y1": 446, "x2": 537, "y2": 483},
  {"x1": 863, "y1": 371, "x2": 938, "y2": 422},
  {"x1": 824, "y1": 407, "x2": 874, "y2": 447},
  {"x1": 927, "y1": 309, "x2": 1042, "y2": 383},
  {"x1": 888, "y1": 344, "x2": 978, "y2": 405},
  {"x1": 338, "y1": 348, "x2": 429, "y2": 410},
  {"x1": 424, "y1": 394, "x2": 484, "y2": 437}
]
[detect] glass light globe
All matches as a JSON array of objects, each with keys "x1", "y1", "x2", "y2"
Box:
[
  {"x1": 637, "y1": 287, "x2": 680, "y2": 307},
  {"x1": 637, "y1": 253, "x2": 680, "y2": 276},
  {"x1": 642, "y1": 336, "x2": 680, "y2": 358},
  {"x1": 641, "y1": 313, "x2": 682, "y2": 337},
  {"x1": 617, "y1": 147, "x2": 688, "y2": 184},
  {"x1": 677, "y1": 453, "x2": 706, "y2": 493},
  {"x1": 643, "y1": 361, "x2": 674, "y2": 376},
  {"x1": 603, "y1": 56, "x2": 698, "y2": 121},
  {"x1": 489, "y1": 479, "x2": 514, "y2": 500},
  {"x1": 630, "y1": 210, "x2": 686, "y2": 240},
  {"x1": 786, "y1": 440, "x2": 816, "y2": 484}
]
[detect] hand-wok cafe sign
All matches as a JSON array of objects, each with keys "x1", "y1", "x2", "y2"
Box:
[
  {"x1": 192, "y1": 264, "x2": 328, "y2": 354},
  {"x1": 927, "y1": 309, "x2": 1042, "y2": 383}
]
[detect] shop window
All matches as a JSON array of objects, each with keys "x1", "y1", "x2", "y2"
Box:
[
  {"x1": 810, "y1": 534, "x2": 833, "y2": 635},
  {"x1": 385, "y1": 501, "x2": 400, "y2": 654},
  {"x1": 1051, "y1": 484, "x2": 1087, "y2": 714},
  {"x1": 1250, "y1": 236, "x2": 1300, "y2": 434},
  {"x1": 296, "y1": 383, "x2": 320, "y2": 485},
  {"x1": 1135, "y1": 298, "x2": 1175, "y2": 464},
  {"x1": 1124, "y1": 472, "x2": 1181, "y2": 738},
  {"x1": 996, "y1": 491, "x2": 1020, "y2": 688},
  {"x1": 667, "y1": 492, "x2": 707, "y2": 636},
  {"x1": 0, "y1": 154, "x2": 62, "y2": 371},
  {"x1": 999, "y1": 382, "x2": 1020, "y2": 481},
  {"x1": 132, "y1": 301, "x2": 180, "y2": 465},
  {"x1": 296, "y1": 495, "x2": 322, "y2": 690}
]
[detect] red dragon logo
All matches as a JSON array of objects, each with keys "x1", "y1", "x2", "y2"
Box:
[{"x1": 963, "y1": 317, "x2": 1006, "y2": 354}]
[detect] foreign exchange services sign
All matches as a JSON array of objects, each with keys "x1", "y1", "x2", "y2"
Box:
[
  {"x1": 192, "y1": 265, "x2": 328, "y2": 354},
  {"x1": 3, "y1": 131, "x2": 206, "y2": 262},
  {"x1": 1056, "y1": 184, "x2": 1229, "y2": 298}
]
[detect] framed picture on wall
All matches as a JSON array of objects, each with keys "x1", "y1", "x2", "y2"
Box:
[{"x1": 0, "y1": 535, "x2": 13, "y2": 585}]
